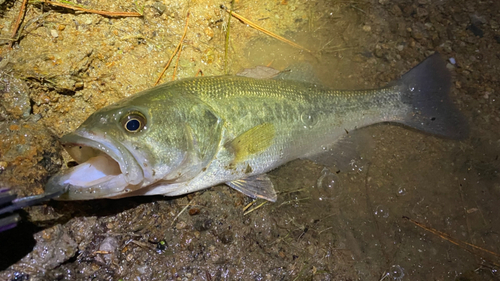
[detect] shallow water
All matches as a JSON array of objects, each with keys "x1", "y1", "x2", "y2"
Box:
[{"x1": 0, "y1": 0, "x2": 499, "y2": 280}]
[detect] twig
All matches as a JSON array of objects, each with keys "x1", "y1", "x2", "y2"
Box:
[
  {"x1": 9, "y1": 0, "x2": 29, "y2": 48},
  {"x1": 171, "y1": 203, "x2": 191, "y2": 226},
  {"x1": 403, "y1": 216, "x2": 500, "y2": 258},
  {"x1": 221, "y1": 5, "x2": 311, "y2": 53},
  {"x1": 41, "y1": 0, "x2": 142, "y2": 17},
  {"x1": 171, "y1": 42, "x2": 183, "y2": 80},
  {"x1": 243, "y1": 201, "x2": 267, "y2": 216},
  {"x1": 155, "y1": 12, "x2": 190, "y2": 86},
  {"x1": 242, "y1": 200, "x2": 255, "y2": 212},
  {"x1": 0, "y1": 13, "x2": 50, "y2": 45},
  {"x1": 224, "y1": 0, "x2": 234, "y2": 74}
]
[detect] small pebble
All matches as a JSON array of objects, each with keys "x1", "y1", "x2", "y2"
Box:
[
  {"x1": 99, "y1": 236, "x2": 118, "y2": 254},
  {"x1": 50, "y1": 29, "x2": 58, "y2": 38},
  {"x1": 417, "y1": 7, "x2": 428, "y2": 17},
  {"x1": 175, "y1": 221, "x2": 187, "y2": 229},
  {"x1": 449, "y1": 57, "x2": 456, "y2": 64},
  {"x1": 362, "y1": 25, "x2": 372, "y2": 32},
  {"x1": 189, "y1": 208, "x2": 200, "y2": 216}
]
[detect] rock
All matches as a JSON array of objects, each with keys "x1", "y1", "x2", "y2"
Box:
[
  {"x1": 374, "y1": 48, "x2": 384, "y2": 58},
  {"x1": 218, "y1": 230, "x2": 233, "y2": 244},
  {"x1": 490, "y1": 20, "x2": 499, "y2": 29},
  {"x1": 151, "y1": 2, "x2": 167, "y2": 15},
  {"x1": 0, "y1": 120, "x2": 62, "y2": 197},
  {"x1": 416, "y1": 7, "x2": 428, "y2": 17},
  {"x1": 50, "y1": 29, "x2": 59, "y2": 38},
  {"x1": 467, "y1": 23, "x2": 484, "y2": 37},
  {"x1": 391, "y1": 5, "x2": 403, "y2": 16},
  {"x1": 20, "y1": 225, "x2": 77, "y2": 269},
  {"x1": 0, "y1": 71, "x2": 31, "y2": 119}
]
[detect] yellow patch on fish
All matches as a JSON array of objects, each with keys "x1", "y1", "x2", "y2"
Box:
[{"x1": 227, "y1": 123, "x2": 275, "y2": 164}]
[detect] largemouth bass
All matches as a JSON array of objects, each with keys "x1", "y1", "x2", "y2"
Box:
[{"x1": 45, "y1": 53, "x2": 467, "y2": 201}]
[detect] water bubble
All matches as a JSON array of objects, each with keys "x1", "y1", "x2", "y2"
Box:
[
  {"x1": 348, "y1": 159, "x2": 364, "y2": 172},
  {"x1": 301, "y1": 111, "x2": 318, "y2": 128},
  {"x1": 389, "y1": 265, "x2": 404, "y2": 280},
  {"x1": 374, "y1": 205, "x2": 390, "y2": 219},
  {"x1": 317, "y1": 167, "x2": 339, "y2": 189},
  {"x1": 397, "y1": 187, "x2": 407, "y2": 196}
]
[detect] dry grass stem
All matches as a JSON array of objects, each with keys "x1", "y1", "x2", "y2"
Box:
[
  {"x1": 172, "y1": 44, "x2": 183, "y2": 81},
  {"x1": 155, "y1": 12, "x2": 190, "y2": 86},
  {"x1": 9, "y1": 0, "x2": 28, "y2": 47},
  {"x1": 222, "y1": 6, "x2": 311, "y2": 53},
  {"x1": 403, "y1": 216, "x2": 500, "y2": 258},
  {"x1": 243, "y1": 201, "x2": 267, "y2": 216},
  {"x1": 171, "y1": 203, "x2": 191, "y2": 226},
  {"x1": 41, "y1": 0, "x2": 142, "y2": 17},
  {"x1": 242, "y1": 200, "x2": 255, "y2": 212}
]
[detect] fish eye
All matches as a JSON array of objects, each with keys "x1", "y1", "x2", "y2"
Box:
[{"x1": 121, "y1": 112, "x2": 147, "y2": 133}]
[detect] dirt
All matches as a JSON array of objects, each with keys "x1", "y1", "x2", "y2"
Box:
[{"x1": 0, "y1": 0, "x2": 499, "y2": 280}]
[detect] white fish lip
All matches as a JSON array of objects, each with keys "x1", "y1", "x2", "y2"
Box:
[{"x1": 45, "y1": 130, "x2": 144, "y2": 200}]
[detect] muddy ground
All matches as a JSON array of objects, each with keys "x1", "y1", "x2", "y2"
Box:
[{"x1": 0, "y1": 0, "x2": 499, "y2": 280}]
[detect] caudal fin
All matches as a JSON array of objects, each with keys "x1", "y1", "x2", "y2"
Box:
[{"x1": 394, "y1": 53, "x2": 468, "y2": 139}]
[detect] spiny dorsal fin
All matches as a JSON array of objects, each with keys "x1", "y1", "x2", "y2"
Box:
[
  {"x1": 236, "y1": 65, "x2": 280, "y2": 79},
  {"x1": 275, "y1": 62, "x2": 323, "y2": 85},
  {"x1": 226, "y1": 174, "x2": 277, "y2": 202},
  {"x1": 236, "y1": 63, "x2": 322, "y2": 85}
]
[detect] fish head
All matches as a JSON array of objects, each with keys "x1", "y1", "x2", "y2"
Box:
[{"x1": 45, "y1": 86, "x2": 221, "y2": 200}]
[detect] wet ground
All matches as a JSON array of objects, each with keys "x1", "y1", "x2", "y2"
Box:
[{"x1": 0, "y1": 0, "x2": 499, "y2": 280}]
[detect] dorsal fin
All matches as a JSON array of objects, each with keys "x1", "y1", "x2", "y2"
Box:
[{"x1": 274, "y1": 62, "x2": 323, "y2": 84}]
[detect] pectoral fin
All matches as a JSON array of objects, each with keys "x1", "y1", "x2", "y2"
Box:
[
  {"x1": 226, "y1": 174, "x2": 277, "y2": 202},
  {"x1": 226, "y1": 123, "x2": 275, "y2": 164}
]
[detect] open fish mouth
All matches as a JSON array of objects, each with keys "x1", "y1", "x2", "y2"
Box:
[{"x1": 45, "y1": 131, "x2": 144, "y2": 200}]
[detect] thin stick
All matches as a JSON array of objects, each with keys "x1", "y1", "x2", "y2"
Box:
[
  {"x1": 171, "y1": 204, "x2": 191, "y2": 226},
  {"x1": 9, "y1": 0, "x2": 28, "y2": 48},
  {"x1": 223, "y1": 0, "x2": 234, "y2": 74},
  {"x1": 155, "y1": 12, "x2": 190, "y2": 86},
  {"x1": 222, "y1": 6, "x2": 311, "y2": 53},
  {"x1": 171, "y1": 42, "x2": 183, "y2": 80},
  {"x1": 403, "y1": 216, "x2": 500, "y2": 258},
  {"x1": 243, "y1": 201, "x2": 267, "y2": 216},
  {"x1": 41, "y1": 0, "x2": 142, "y2": 17},
  {"x1": 242, "y1": 200, "x2": 255, "y2": 212}
]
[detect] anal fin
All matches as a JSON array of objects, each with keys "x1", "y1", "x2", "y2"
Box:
[
  {"x1": 226, "y1": 174, "x2": 277, "y2": 202},
  {"x1": 303, "y1": 130, "x2": 372, "y2": 172}
]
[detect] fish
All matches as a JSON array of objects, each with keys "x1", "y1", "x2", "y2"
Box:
[{"x1": 45, "y1": 53, "x2": 468, "y2": 201}]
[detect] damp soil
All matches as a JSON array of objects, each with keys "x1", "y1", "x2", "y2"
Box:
[{"x1": 0, "y1": 0, "x2": 499, "y2": 280}]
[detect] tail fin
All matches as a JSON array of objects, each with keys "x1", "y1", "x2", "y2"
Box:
[{"x1": 395, "y1": 53, "x2": 468, "y2": 139}]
